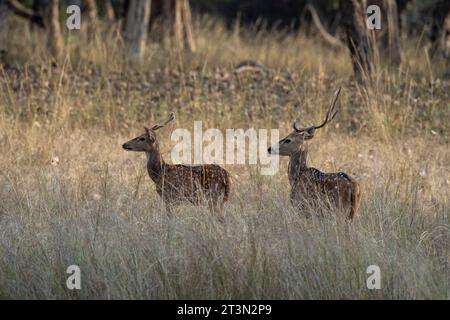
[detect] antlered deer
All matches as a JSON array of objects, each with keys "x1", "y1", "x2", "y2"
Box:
[
  {"x1": 122, "y1": 112, "x2": 231, "y2": 219},
  {"x1": 268, "y1": 88, "x2": 361, "y2": 221}
]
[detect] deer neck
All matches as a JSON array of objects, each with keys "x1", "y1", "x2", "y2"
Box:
[
  {"x1": 288, "y1": 145, "x2": 308, "y2": 187},
  {"x1": 146, "y1": 146, "x2": 166, "y2": 183}
]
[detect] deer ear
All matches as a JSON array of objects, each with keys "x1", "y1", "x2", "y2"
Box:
[{"x1": 144, "y1": 127, "x2": 156, "y2": 141}]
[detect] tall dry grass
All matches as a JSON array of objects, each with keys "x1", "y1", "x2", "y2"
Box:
[{"x1": 0, "y1": 16, "x2": 448, "y2": 299}]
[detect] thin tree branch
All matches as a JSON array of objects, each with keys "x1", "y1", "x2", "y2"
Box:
[
  {"x1": 304, "y1": 3, "x2": 344, "y2": 49},
  {"x1": 5, "y1": 0, "x2": 45, "y2": 28}
]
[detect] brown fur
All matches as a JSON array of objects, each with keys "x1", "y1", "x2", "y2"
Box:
[
  {"x1": 122, "y1": 113, "x2": 231, "y2": 219},
  {"x1": 150, "y1": 163, "x2": 231, "y2": 209},
  {"x1": 269, "y1": 88, "x2": 361, "y2": 221},
  {"x1": 288, "y1": 159, "x2": 361, "y2": 220},
  {"x1": 349, "y1": 178, "x2": 361, "y2": 221}
]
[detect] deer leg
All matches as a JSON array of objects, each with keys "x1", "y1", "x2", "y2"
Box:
[
  {"x1": 208, "y1": 198, "x2": 225, "y2": 223},
  {"x1": 217, "y1": 201, "x2": 225, "y2": 223},
  {"x1": 165, "y1": 202, "x2": 174, "y2": 217},
  {"x1": 164, "y1": 201, "x2": 175, "y2": 241}
]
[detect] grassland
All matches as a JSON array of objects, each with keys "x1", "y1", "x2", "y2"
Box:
[{"x1": 0, "y1": 17, "x2": 449, "y2": 299}]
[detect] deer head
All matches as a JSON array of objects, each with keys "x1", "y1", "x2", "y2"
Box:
[
  {"x1": 268, "y1": 88, "x2": 341, "y2": 156},
  {"x1": 122, "y1": 112, "x2": 175, "y2": 152}
]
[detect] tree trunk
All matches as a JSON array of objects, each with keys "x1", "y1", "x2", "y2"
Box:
[
  {"x1": 104, "y1": 0, "x2": 116, "y2": 26},
  {"x1": 173, "y1": 0, "x2": 195, "y2": 51},
  {"x1": 0, "y1": 0, "x2": 10, "y2": 30},
  {"x1": 96, "y1": 0, "x2": 117, "y2": 35},
  {"x1": 429, "y1": 0, "x2": 450, "y2": 55},
  {"x1": 149, "y1": 0, "x2": 195, "y2": 52},
  {"x1": 180, "y1": 0, "x2": 195, "y2": 51},
  {"x1": 82, "y1": 0, "x2": 98, "y2": 36},
  {"x1": 343, "y1": 0, "x2": 372, "y2": 80},
  {"x1": 382, "y1": 0, "x2": 402, "y2": 65},
  {"x1": 428, "y1": 2, "x2": 450, "y2": 60},
  {"x1": 174, "y1": 0, "x2": 183, "y2": 49},
  {"x1": 124, "y1": 0, "x2": 151, "y2": 64},
  {"x1": 442, "y1": 9, "x2": 450, "y2": 59},
  {"x1": 148, "y1": 0, "x2": 173, "y2": 42},
  {"x1": 46, "y1": 0, "x2": 63, "y2": 61},
  {"x1": 343, "y1": 0, "x2": 402, "y2": 80}
]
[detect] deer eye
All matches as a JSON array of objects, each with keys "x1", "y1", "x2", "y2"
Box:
[
  {"x1": 284, "y1": 139, "x2": 291, "y2": 144},
  {"x1": 138, "y1": 137, "x2": 146, "y2": 142}
]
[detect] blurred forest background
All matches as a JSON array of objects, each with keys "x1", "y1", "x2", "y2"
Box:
[
  {"x1": 0, "y1": 1, "x2": 449, "y2": 299},
  {"x1": 0, "y1": 0, "x2": 449, "y2": 70}
]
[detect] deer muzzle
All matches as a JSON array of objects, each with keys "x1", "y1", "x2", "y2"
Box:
[
  {"x1": 268, "y1": 144, "x2": 279, "y2": 155},
  {"x1": 122, "y1": 143, "x2": 133, "y2": 151}
]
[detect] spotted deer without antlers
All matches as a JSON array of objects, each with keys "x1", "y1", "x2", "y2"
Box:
[
  {"x1": 268, "y1": 88, "x2": 361, "y2": 221},
  {"x1": 122, "y1": 112, "x2": 231, "y2": 218}
]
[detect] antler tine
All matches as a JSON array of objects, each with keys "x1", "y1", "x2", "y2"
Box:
[
  {"x1": 151, "y1": 112, "x2": 176, "y2": 131},
  {"x1": 314, "y1": 87, "x2": 341, "y2": 129},
  {"x1": 293, "y1": 88, "x2": 341, "y2": 132}
]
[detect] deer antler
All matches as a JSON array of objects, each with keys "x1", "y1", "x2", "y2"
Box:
[
  {"x1": 151, "y1": 112, "x2": 175, "y2": 131},
  {"x1": 294, "y1": 87, "x2": 341, "y2": 132}
]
